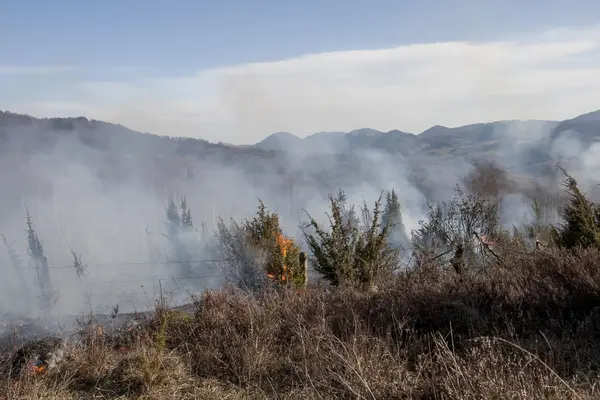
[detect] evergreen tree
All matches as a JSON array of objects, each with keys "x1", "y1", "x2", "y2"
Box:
[
  {"x1": 382, "y1": 189, "x2": 410, "y2": 250},
  {"x1": 25, "y1": 210, "x2": 57, "y2": 314},
  {"x1": 166, "y1": 197, "x2": 182, "y2": 238},
  {"x1": 334, "y1": 189, "x2": 360, "y2": 230},
  {"x1": 180, "y1": 197, "x2": 193, "y2": 228},
  {"x1": 303, "y1": 192, "x2": 398, "y2": 288},
  {"x1": 551, "y1": 171, "x2": 600, "y2": 250},
  {"x1": 216, "y1": 200, "x2": 306, "y2": 290},
  {"x1": 164, "y1": 195, "x2": 194, "y2": 275},
  {"x1": 70, "y1": 247, "x2": 91, "y2": 311},
  {"x1": 244, "y1": 200, "x2": 305, "y2": 287}
]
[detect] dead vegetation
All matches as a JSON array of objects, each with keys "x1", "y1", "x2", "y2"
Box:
[{"x1": 3, "y1": 168, "x2": 600, "y2": 399}]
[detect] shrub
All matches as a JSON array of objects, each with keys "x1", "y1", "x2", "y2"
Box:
[
  {"x1": 216, "y1": 200, "x2": 306, "y2": 291},
  {"x1": 551, "y1": 170, "x2": 600, "y2": 250},
  {"x1": 302, "y1": 191, "x2": 398, "y2": 288}
]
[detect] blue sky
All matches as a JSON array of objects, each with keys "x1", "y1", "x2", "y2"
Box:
[
  {"x1": 3, "y1": 0, "x2": 599, "y2": 70},
  {"x1": 1, "y1": 1, "x2": 600, "y2": 143}
]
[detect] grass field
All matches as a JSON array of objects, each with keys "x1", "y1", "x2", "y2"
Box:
[{"x1": 2, "y1": 245, "x2": 600, "y2": 399}]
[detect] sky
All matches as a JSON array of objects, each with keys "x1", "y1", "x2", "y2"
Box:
[{"x1": 1, "y1": 0, "x2": 600, "y2": 144}]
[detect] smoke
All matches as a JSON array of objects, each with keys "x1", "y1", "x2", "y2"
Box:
[{"x1": 0, "y1": 108, "x2": 599, "y2": 324}]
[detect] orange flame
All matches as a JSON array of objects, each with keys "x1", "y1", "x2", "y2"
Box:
[
  {"x1": 267, "y1": 232, "x2": 293, "y2": 282},
  {"x1": 276, "y1": 233, "x2": 292, "y2": 258},
  {"x1": 480, "y1": 234, "x2": 497, "y2": 248},
  {"x1": 30, "y1": 362, "x2": 46, "y2": 375}
]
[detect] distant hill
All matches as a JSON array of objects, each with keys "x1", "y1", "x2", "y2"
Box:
[{"x1": 1, "y1": 109, "x2": 599, "y2": 185}]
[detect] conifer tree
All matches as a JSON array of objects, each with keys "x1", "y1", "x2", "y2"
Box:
[
  {"x1": 215, "y1": 200, "x2": 306, "y2": 290},
  {"x1": 25, "y1": 210, "x2": 57, "y2": 314},
  {"x1": 382, "y1": 189, "x2": 410, "y2": 250},
  {"x1": 70, "y1": 246, "x2": 91, "y2": 311},
  {"x1": 551, "y1": 171, "x2": 600, "y2": 250},
  {"x1": 180, "y1": 197, "x2": 193, "y2": 228},
  {"x1": 165, "y1": 195, "x2": 194, "y2": 275},
  {"x1": 244, "y1": 201, "x2": 305, "y2": 287},
  {"x1": 303, "y1": 192, "x2": 398, "y2": 288}
]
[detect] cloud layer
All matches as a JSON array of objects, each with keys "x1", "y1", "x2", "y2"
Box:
[{"x1": 3, "y1": 26, "x2": 600, "y2": 144}]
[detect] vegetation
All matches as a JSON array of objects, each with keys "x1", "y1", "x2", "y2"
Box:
[
  {"x1": 216, "y1": 200, "x2": 306, "y2": 290},
  {"x1": 4, "y1": 167, "x2": 600, "y2": 398},
  {"x1": 303, "y1": 190, "x2": 398, "y2": 288},
  {"x1": 382, "y1": 188, "x2": 411, "y2": 254},
  {"x1": 551, "y1": 170, "x2": 600, "y2": 250},
  {"x1": 25, "y1": 209, "x2": 58, "y2": 315},
  {"x1": 165, "y1": 196, "x2": 195, "y2": 276}
]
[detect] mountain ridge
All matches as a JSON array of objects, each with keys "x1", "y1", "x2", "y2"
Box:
[{"x1": 2, "y1": 109, "x2": 599, "y2": 162}]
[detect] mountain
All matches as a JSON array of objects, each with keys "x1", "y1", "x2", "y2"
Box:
[
  {"x1": 1, "y1": 109, "x2": 600, "y2": 180},
  {"x1": 255, "y1": 131, "x2": 303, "y2": 151},
  {"x1": 549, "y1": 110, "x2": 600, "y2": 146},
  {"x1": 252, "y1": 119, "x2": 569, "y2": 161}
]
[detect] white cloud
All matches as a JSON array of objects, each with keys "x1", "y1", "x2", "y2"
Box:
[{"x1": 5, "y1": 26, "x2": 600, "y2": 144}]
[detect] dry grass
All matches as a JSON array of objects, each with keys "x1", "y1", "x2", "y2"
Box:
[{"x1": 3, "y1": 247, "x2": 600, "y2": 399}]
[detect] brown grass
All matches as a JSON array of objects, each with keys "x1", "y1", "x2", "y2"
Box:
[{"x1": 3, "y1": 247, "x2": 600, "y2": 399}]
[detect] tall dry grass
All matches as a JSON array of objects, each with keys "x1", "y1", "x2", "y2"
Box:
[{"x1": 3, "y1": 245, "x2": 600, "y2": 399}]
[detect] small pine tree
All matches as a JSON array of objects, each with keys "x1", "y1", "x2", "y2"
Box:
[
  {"x1": 303, "y1": 192, "x2": 398, "y2": 288},
  {"x1": 166, "y1": 197, "x2": 182, "y2": 238},
  {"x1": 382, "y1": 189, "x2": 410, "y2": 250},
  {"x1": 244, "y1": 201, "x2": 305, "y2": 287},
  {"x1": 216, "y1": 217, "x2": 267, "y2": 293},
  {"x1": 25, "y1": 210, "x2": 58, "y2": 314},
  {"x1": 164, "y1": 195, "x2": 194, "y2": 275},
  {"x1": 215, "y1": 200, "x2": 306, "y2": 290},
  {"x1": 70, "y1": 247, "x2": 92, "y2": 311},
  {"x1": 551, "y1": 171, "x2": 600, "y2": 250},
  {"x1": 70, "y1": 247, "x2": 87, "y2": 281},
  {"x1": 331, "y1": 189, "x2": 360, "y2": 230},
  {"x1": 180, "y1": 197, "x2": 193, "y2": 228}
]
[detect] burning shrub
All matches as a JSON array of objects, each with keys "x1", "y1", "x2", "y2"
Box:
[
  {"x1": 10, "y1": 336, "x2": 66, "y2": 377},
  {"x1": 216, "y1": 200, "x2": 306, "y2": 291}
]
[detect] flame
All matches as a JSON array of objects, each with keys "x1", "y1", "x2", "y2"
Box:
[
  {"x1": 267, "y1": 232, "x2": 293, "y2": 282},
  {"x1": 480, "y1": 234, "x2": 497, "y2": 247},
  {"x1": 29, "y1": 361, "x2": 46, "y2": 375},
  {"x1": 32, "y1": 365, "x2": 46, "y2": 374},
  {"x1": 276, "y1": 233, "x2": 292, "y2": 258}
]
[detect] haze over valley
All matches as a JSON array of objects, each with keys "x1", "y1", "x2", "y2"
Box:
[{"x1": 0, "y1": 106, "x2": 599, "y2": 317}]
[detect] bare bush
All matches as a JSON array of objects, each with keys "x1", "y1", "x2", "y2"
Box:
[{"x1": 412, "y1": 185, "x2": 503, "y2": 274}]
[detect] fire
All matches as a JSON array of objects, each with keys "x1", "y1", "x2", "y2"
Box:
[
  {"x1": 267, "y1": 232, "x2": 293, "y2": 282},
  {"x1": 29, "y1": 361, "x2": 46, "y2": 375},
  {"x1": 276, "y1": 233, "x2": 292, "y2": 258},
  {"x1": 480, "y1": 234, "x2": 497, "y2": 248},
  {"x1": 32, "y1": 365, "x2": 46, "y2": 374}
]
